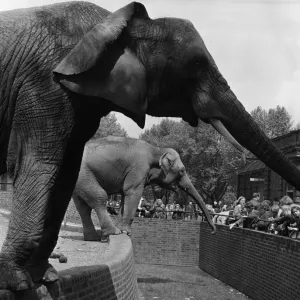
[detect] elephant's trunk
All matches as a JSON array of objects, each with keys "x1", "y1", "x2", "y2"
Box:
[
  {"x1": 178, "y1": 174, "x2": 216, "y2": 234},
  {"x1": 197, "y1": 78, "x2": 300, "y2": 191}
]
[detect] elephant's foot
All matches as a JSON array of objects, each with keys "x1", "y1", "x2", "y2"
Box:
[
  {"x1": 99, "y1": 225, "x2": 124, "y2": 242},
  {"x1": 26, "y1": 261, "x2": 59, "y2": 284},
  {"x1": 113, "y1": 223, "x2": 132, "y2": 236},
  {"x1": 101, "y1": 225, "x2": 122, "y2": 236},
  {"x1": 120, "y1": 226, "x2": 132, "y2": 236},
  {"x1": 0, "y1": 258, "x2": 35, "y2": 291}
]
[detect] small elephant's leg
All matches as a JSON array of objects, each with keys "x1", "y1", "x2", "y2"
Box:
[
  {"x1": 91, "y1": 189, "x2": 122, "y2": 239},
  {"x1": 73, "y1": 195, "x2": 100, "y2": 241},
  {"x1": 74, "y1": 170, "x2": 123, "y2": 243},
  {"x1": 116, "y1": 186, "x2": 144, "y2": 235}
]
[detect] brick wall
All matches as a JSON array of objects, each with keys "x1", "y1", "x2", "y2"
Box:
[
  {"x1": 131, "y1": 218, "x2": 200, "y2": 266},
  {"x1": 62, "y1": 213, "x2": 201, "y2": 268},
  {"x1": 199, "y1": 223, "x2": 300, "y2": 300}
]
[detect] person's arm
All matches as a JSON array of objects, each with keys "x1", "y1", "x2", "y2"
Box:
[
  {"x1": 274, "y1": 215, "x2": 287, "y2": 224},
  {"x1": 138, "y1": 200, "x2": 143, "y2": 210}
]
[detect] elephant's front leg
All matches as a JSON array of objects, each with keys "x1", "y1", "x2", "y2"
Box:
[
  {"x1": 116, "y1": 185, "x2": 144, "y2": 236},
  {"x1": 0, "y1": 154, "x2": 62, "y2": 290},
  {"x1": 25, "y1": 150, "x2": 85, "y2": 284},
  {"x1": 0, "y1": 122, "x2": 93, "y2": 290}
]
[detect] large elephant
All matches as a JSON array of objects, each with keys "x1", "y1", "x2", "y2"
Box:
[
  {"x1": 1, "y1": 1, "x2": 300, "y2": 291},
  {"x1": 72, "y1": 136, "x2": 215, "y2": 241}
]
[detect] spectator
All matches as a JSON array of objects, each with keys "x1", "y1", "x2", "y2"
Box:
[
  {"x1": 218, "y1": 200, "x2": 223, "y2": 211},
  {"x1": 278, "y1": 204, "x2": 292, "y2": 218},
  {"x1": 213, "y1": 200, "x2": 219, "y2": 210},
  {"x1": 114, "y1": 200, "x2": 120, "y2": 213},
  {"x1": 229, "y1": 196, "x2": 246, "y2": 229},
  {"x1": 248, "y1": 202, "x2": 259, "y2": 218},
  {"x1": 140, "y1": 199, "x2": 152, "y2": 218},
  {"x1": 137, "y1": 197, "x2": 145, "y2": 216},
  {"x1": 206, "y1": 204, "x2": 215, "y2": 214},
  {"x1": 271, "y1": 204, "x2": 292, "y2": 236},
  {"x1": 277, "y1": 195, "x2": 293, "y2": 217},
  {"x1": 185, "y1": 201, "x2": 194, "y2": 220},
  {"x1": 255, "y1": 201, "x2": 272, "y2": 231},
  {"x1": 271, "y1": 199, "x2": 280, "y2": 218},
  {"x1": 166, "y1": 204, "x2": 174, "y2": 220},
  {"x1": 242, "y1": 202, "x2": 258, "y2": 229},
  {"x1": 158, "y1": 204, "x2": 166, "y2": 219},
  {"x1": 249, "y1": 192, "x2": 260, "y2": 208},
  {"x1": 172, "y1": 204, "x2": 183, "y2": 220},
  {"x1": 194, "y1": 204, "x2": 202, "y2": 221},
  {"x1": 221, "y1": 203, "x2": 228, "y2": 212},
  {"x1": 279, "y1": 195, "x2": 294, "y2": 206},
  {"x1": 233, "y1": 196, "x2": 246, "y2": 218},
  {"x1": 290, "y1": 206, "x2": 300, "y2": 229},
  {"x1": 152, "y1": 199, "x2": 165, "y2": 218},
  {"x1": 107, "y1": 199, "x2": 118, "y2": 215}
]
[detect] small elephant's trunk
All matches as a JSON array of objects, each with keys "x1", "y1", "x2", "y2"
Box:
[{"x1": 178, "y1": 174, "x2": 216, "y2": 234}]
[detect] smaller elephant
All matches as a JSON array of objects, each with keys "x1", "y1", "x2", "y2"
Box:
[{"x1": 72, "y1": 136, "x2": 216, "y2": 241}]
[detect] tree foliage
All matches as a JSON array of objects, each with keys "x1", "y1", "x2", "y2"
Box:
[
  {"x1": 90, "y1": 113, "x2": 128, "y2": 140},
  {"x1": 250, "y1": 105, "x2": 293, "y2": 138},
  {"x1": 140, "y1": 119, "x2": 246, "y2": 204}
]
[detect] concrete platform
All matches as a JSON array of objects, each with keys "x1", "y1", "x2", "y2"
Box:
[{"x1": 0, "y1": 209, "x2": 139, "y2": 300}]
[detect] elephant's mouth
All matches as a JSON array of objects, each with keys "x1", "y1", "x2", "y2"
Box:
[{"x1": 182, "y1": 111, "x2": 199, "y2": 127}]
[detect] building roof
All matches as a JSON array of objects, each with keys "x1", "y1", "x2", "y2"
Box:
[{"x1": 239, "y1": 160, "x2": 266, "y2": 175}]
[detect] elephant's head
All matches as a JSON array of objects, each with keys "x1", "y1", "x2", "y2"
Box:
[
  {"x1": 159, "y1": 149, "x2": 216, "y2": 233},
  {"x1": 54, "y1": 2, "x2": 300, "y2": 191}
]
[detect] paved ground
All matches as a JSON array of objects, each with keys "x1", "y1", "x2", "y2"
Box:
[{"x1": 0, "y1": 209, "x2": 110, "y2": 271}]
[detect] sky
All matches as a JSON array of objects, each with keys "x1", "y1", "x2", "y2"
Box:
[{"x1": 1, "y1": 0, "x2": 300, "y2": 137}]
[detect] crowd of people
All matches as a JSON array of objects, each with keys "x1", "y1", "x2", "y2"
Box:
[
  {"x1": 214, "y1": 193, "x2": 300, "y2": 239},
  {"x1": 107, "y1": 197, "x2": 202, "y2": 220},
  {"x1": 106, "y1": 193, "x2": 300, "y2": 239}
]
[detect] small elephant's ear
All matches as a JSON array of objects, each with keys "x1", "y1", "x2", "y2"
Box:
[
  {"x1": 53, "y1": 2, "x2": 149, "y2": 127},
  {"x1": 159, "y1": 152, "x2": 171, "y2": 176}
]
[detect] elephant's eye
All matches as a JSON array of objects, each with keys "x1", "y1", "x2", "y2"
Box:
[
  {"x1": 193, "y1": 55, "x2": 209, "y2": 71},
  {"x1": 195, "y1": 58, "x2": 202, "y2": 66},
  {"x1": 167, "y1": 158, "x2": 172, "y2": 166}
]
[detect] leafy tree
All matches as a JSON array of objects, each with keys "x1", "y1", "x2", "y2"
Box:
[
  {"x1": 251, "y1": 105, "x2": 293, "y2": 138},
  {"x1": 250, "y1": 106, "x2": 269, "y2": 135},
  {"x1": 294, "y1": 123, "x2": 300, "y2": 130},
  {"x1": 90, "y1": 113, "x2": 128, "y2": 140}
]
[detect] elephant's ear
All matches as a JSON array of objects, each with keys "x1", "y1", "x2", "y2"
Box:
[
  {"x1": 159, "y1": 152, "x2": 172, "y2": 176},
  {"x1": 53, "y1": 2, "x2": 149, "y2": 128}
]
